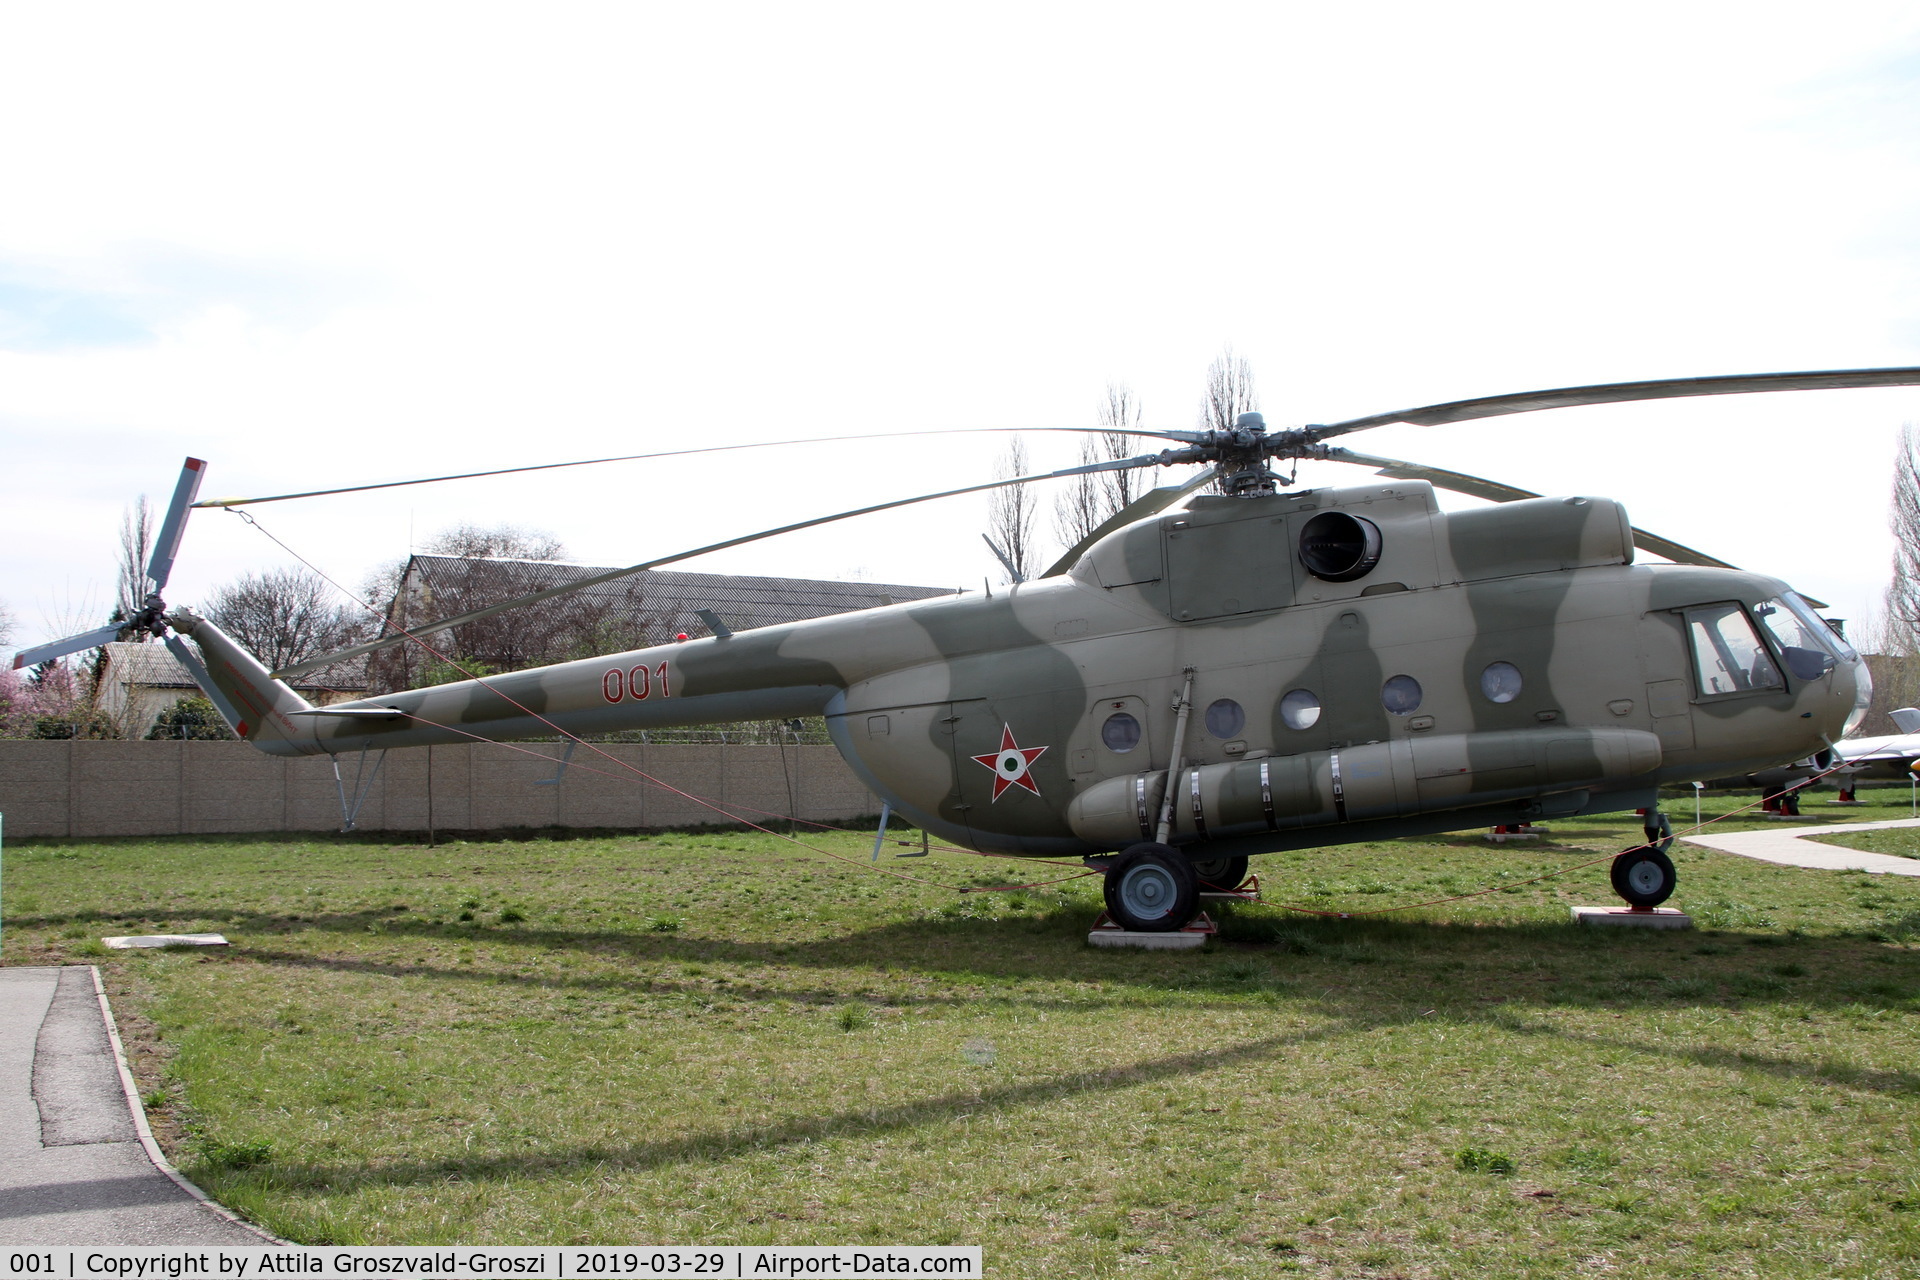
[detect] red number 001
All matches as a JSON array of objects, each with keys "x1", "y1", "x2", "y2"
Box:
[{"x1": 602, "y1": 662, "x2": 671, "y2": 703}]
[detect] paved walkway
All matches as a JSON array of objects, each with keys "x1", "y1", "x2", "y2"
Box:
[
  {"x1": 0, "y1": 966, "x2": 276, "y2": 1244},
  {"x1": 1682, "y1": 817, "x2": 1920, "y2": 876}
]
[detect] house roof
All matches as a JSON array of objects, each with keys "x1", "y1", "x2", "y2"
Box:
[
  {"x1": 101, "y1": 641, "x2": 367, "y2": 694},
  {"x1": 398, "y1": 556, "x2": 955, "y2": 640}
]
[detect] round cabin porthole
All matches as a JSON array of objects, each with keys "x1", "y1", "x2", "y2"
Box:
[
  {"x1": 1480, "y1": 661, "x2": 1523, "y2": 703},
  {"x1": 1299, "y1": 511, "x2": 1383, "y2": 582},
  {"x1": 1101, "y1": 712, "x2": 1142, "y2": 752},
  {"x1": 1381, "y1": 674, "x2": 1423, "y2": 715},
  {"x1": 1279, "y1": 688, "x2": 1322, "y2": 730},
  {"x1": 1205, "y1": 698, "x2": 1245, "y2": 739}
]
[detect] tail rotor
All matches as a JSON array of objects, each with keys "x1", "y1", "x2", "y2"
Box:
[{"x1": 10, "y1": 457, "x2": 207, "y2": 669}]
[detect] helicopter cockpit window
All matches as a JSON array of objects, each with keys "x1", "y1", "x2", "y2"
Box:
[
  {"x1": 1279, "y1": 689, "x2": 1321, "y2": 730},
  {"x1": 1479, "y1": 661, "x2": 1523, "y2": 703},
  {"x1": 1685, "y1": 604, "x2": 1784, "y2": 697},
  {"x1": 1783, "y1": 591, "x2": 1856, "y2": 661},
  {"x1": 1381, "y1": 674, "x2": 1423, "y2": 715},
  {"x1": 1754, "y1": 596, "x2": 1839, "y2": 682},
  {"x1": 1205, "y1": 698, "x2": 1246, "y2": 739},
  {"x1": 1101, "y1": 712, "x2": 1142, "y2": 752}
]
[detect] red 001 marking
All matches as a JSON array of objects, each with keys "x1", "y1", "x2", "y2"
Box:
[
  {"x1": 602, "y1": 669, "x2": 624, "y2": 703},
  {"x1": 628, "y1": 664, "x2": 650, "y2": 699}
]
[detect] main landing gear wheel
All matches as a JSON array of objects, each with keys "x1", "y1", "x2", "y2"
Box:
[
  {"x1": 1189, "y1": 854, "x2": 1249, "y2": 893},
  {"x1": 1611, "y1": 847, "x2": 1677, "y2": 908},
  {"x1": 1103, "y1": 843, "x2": 1200, "y2": 932}
]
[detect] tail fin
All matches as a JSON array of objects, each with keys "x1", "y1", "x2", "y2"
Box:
[
  {"x1": 1891, "y1": 707, "x2": 1920, "y2": 736},
  {"x1": 166, "y1": 610, "x2": 320, "y2": 756}
]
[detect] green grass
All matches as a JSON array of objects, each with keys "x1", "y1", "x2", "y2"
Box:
[
  {"x1": 1811, "y1": 826, "x2": 1920, "y2": 860},
  {"x1": 3, "y1": 791, "x2": 1919, "y2": 1275}
]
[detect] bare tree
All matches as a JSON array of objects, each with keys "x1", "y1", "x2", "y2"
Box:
[
  {"x1": 422, "y1": 523, "x2": 565, "y2": 562},
  {"x1": 1862, "y1": 423, "x2": 1920, "y2": 735},
  {"x1": 116, "y1": 496, "x2": 154, "y2": 623},
  {"x1": 1888, "y1": 423, "x2": 1920, "y2": 643},
  {"x1": 1200, "y1": 346, "x2": 1259, "y2": 434},
  {"x1": 0, "y1": 597, "x2": 13, "y2": 648},
  {"x1": 1054, "y1": 435, "x2": 1106, "y2": 553},
  {"x1": 205, "y1": 568, "x2": 367, "y2": 675},
  {"x1": 1099, "y1": 383, "x2": 1151, "y2": 513},
  {"x1": 985, "y1": 437, "x2": 1039, "y2": 583},
  {"x1": 1199, "y1": 348, "x2": 1262, "y2": 495},
  {"x1": 1054, "y1": 383, "x2": 1155, "y2": 551}
]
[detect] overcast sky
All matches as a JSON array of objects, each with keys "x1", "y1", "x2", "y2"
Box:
[{"x1": 6, "y1": 3, "x2": 1920, "y2": 653}]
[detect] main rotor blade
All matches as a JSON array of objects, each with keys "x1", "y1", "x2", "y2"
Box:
[
  {"x1": 196, "y1": 428, "x2": 1197, "y2": 510},
  {"x1": 147, "y1": 457, "x2": 207, "y2": 590},
  {"x1": 13, "y1": 624, "x2": 124, "y2": 670},
  {"x1": 273, "y1": 451, "x2": 1168, "y2": 678},
  {"x1": 1039, "y1": 466, "x2": 1221, "y2": 578},
  {"x1": 1315, "y1": 367, "x2": 1920, "y2": 438},
  {"x1": 1328, "y1": 449, "x2": 1737, "y2": 569}
]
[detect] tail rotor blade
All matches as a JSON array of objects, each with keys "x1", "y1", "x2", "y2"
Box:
[
  {"x1": 147, "y1": 457, "x2": 208, "y2": 591},
  {"x1": 13, "y1": 625, "x2": 125, "y2": 670}
]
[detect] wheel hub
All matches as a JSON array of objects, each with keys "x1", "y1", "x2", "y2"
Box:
[{"x1": 1119, "y1": 864, "x2": 1176, "y2": 919}]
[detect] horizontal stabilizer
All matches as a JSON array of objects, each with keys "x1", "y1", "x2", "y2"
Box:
[{"x1": 288, "y1": 707, "x2": 407, "y2": 719}]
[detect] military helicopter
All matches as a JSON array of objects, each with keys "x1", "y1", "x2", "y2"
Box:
[{"x1": 17, "y1": 367, "x2": 1907, "y2": 932}]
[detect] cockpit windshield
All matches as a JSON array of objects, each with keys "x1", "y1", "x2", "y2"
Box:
[
  {"x1": 1754, "y1": 595, "x2": 1842, "y2": 681},
  {"x1": 1782, "y1": 591, "x2": 1857, "y2": 661}
]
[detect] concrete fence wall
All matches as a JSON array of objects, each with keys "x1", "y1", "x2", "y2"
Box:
[{"x1": 0, "y1": 740, "x2": 880, "y2": 839}]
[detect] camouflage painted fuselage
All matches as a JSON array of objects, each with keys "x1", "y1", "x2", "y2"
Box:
[{"x1": 187, "y1": 481, "x2": 1863, "y2": 859}]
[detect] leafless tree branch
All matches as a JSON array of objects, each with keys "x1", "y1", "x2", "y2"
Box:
[
  {"x1": 116, "y1": 497, "x2": 154, "y2": 621},
  {"x1": 205, "y1": 568, "x2": 369, "y2": 675},
  {"x1": 986, "y1": 437, "x2": 1039, "y2": 583}
]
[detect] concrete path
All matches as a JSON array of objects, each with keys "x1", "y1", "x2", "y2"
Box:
[
  {"x1": 1682, "y1": 817, "x2": 1920, "y2": 876},
  {"x1": 0, "y1": 966, "x2": 276, "y2": 1244}
]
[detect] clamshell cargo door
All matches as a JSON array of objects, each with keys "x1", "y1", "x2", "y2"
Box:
[{"x1": 845, "y1": 698, "x2": 969, "y2": 827}]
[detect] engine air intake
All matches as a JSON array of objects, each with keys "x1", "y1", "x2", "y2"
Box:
[{"x1": 1299, "y1": 511, "x2": 1383, "y2": 582}]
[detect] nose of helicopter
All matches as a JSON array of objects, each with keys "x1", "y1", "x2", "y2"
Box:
[{"x1": 1841, "y1": 650, "x2": 1873, "y2": 739}]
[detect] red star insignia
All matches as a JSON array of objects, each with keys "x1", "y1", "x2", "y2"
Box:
[{"x1": 970, "y1": 724, "x2": 1049, "y2": 801}]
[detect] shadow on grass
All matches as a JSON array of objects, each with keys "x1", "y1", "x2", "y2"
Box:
[
  {"x1": 206, "y1": 991, "x2": 1920, "y2": 1202},
  {"x1": 23, "y1": 900, "x2": 1920, "y2": 1012},
  {"x1": 215, "y1": 1020, "x2": 1356, "y2": 1195}
]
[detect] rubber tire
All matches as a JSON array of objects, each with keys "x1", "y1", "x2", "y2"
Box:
[
  {"x1": 1103, "y1": 843, "x2": 1201, "y2": 932},
  {"x1": 1641, "y1": 811, "x2": 1674, "y2": 854},
  {"x1": 1611, "y1": 847, "x2": 1677, "y2": 908},
  {"x1": 1189, "y1": 854, "x2": 1250, "y2": 893}
]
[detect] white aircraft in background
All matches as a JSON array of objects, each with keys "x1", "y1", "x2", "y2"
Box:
[{"x1": 1835, "y1": 707, "x2": 1920, "y2": 780}]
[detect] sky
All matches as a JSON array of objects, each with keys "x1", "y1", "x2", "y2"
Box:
[{"x1": 5, "y1": 2, "x2": 1920, "y2": 654}]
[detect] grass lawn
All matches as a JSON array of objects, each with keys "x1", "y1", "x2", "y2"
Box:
[
  {"x1": 4, "y1": 786, "x2": 1920, "y2": 1276},
  {"x1": 1812, "y1": 826, "x2": 1920, "y2": 859}
]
